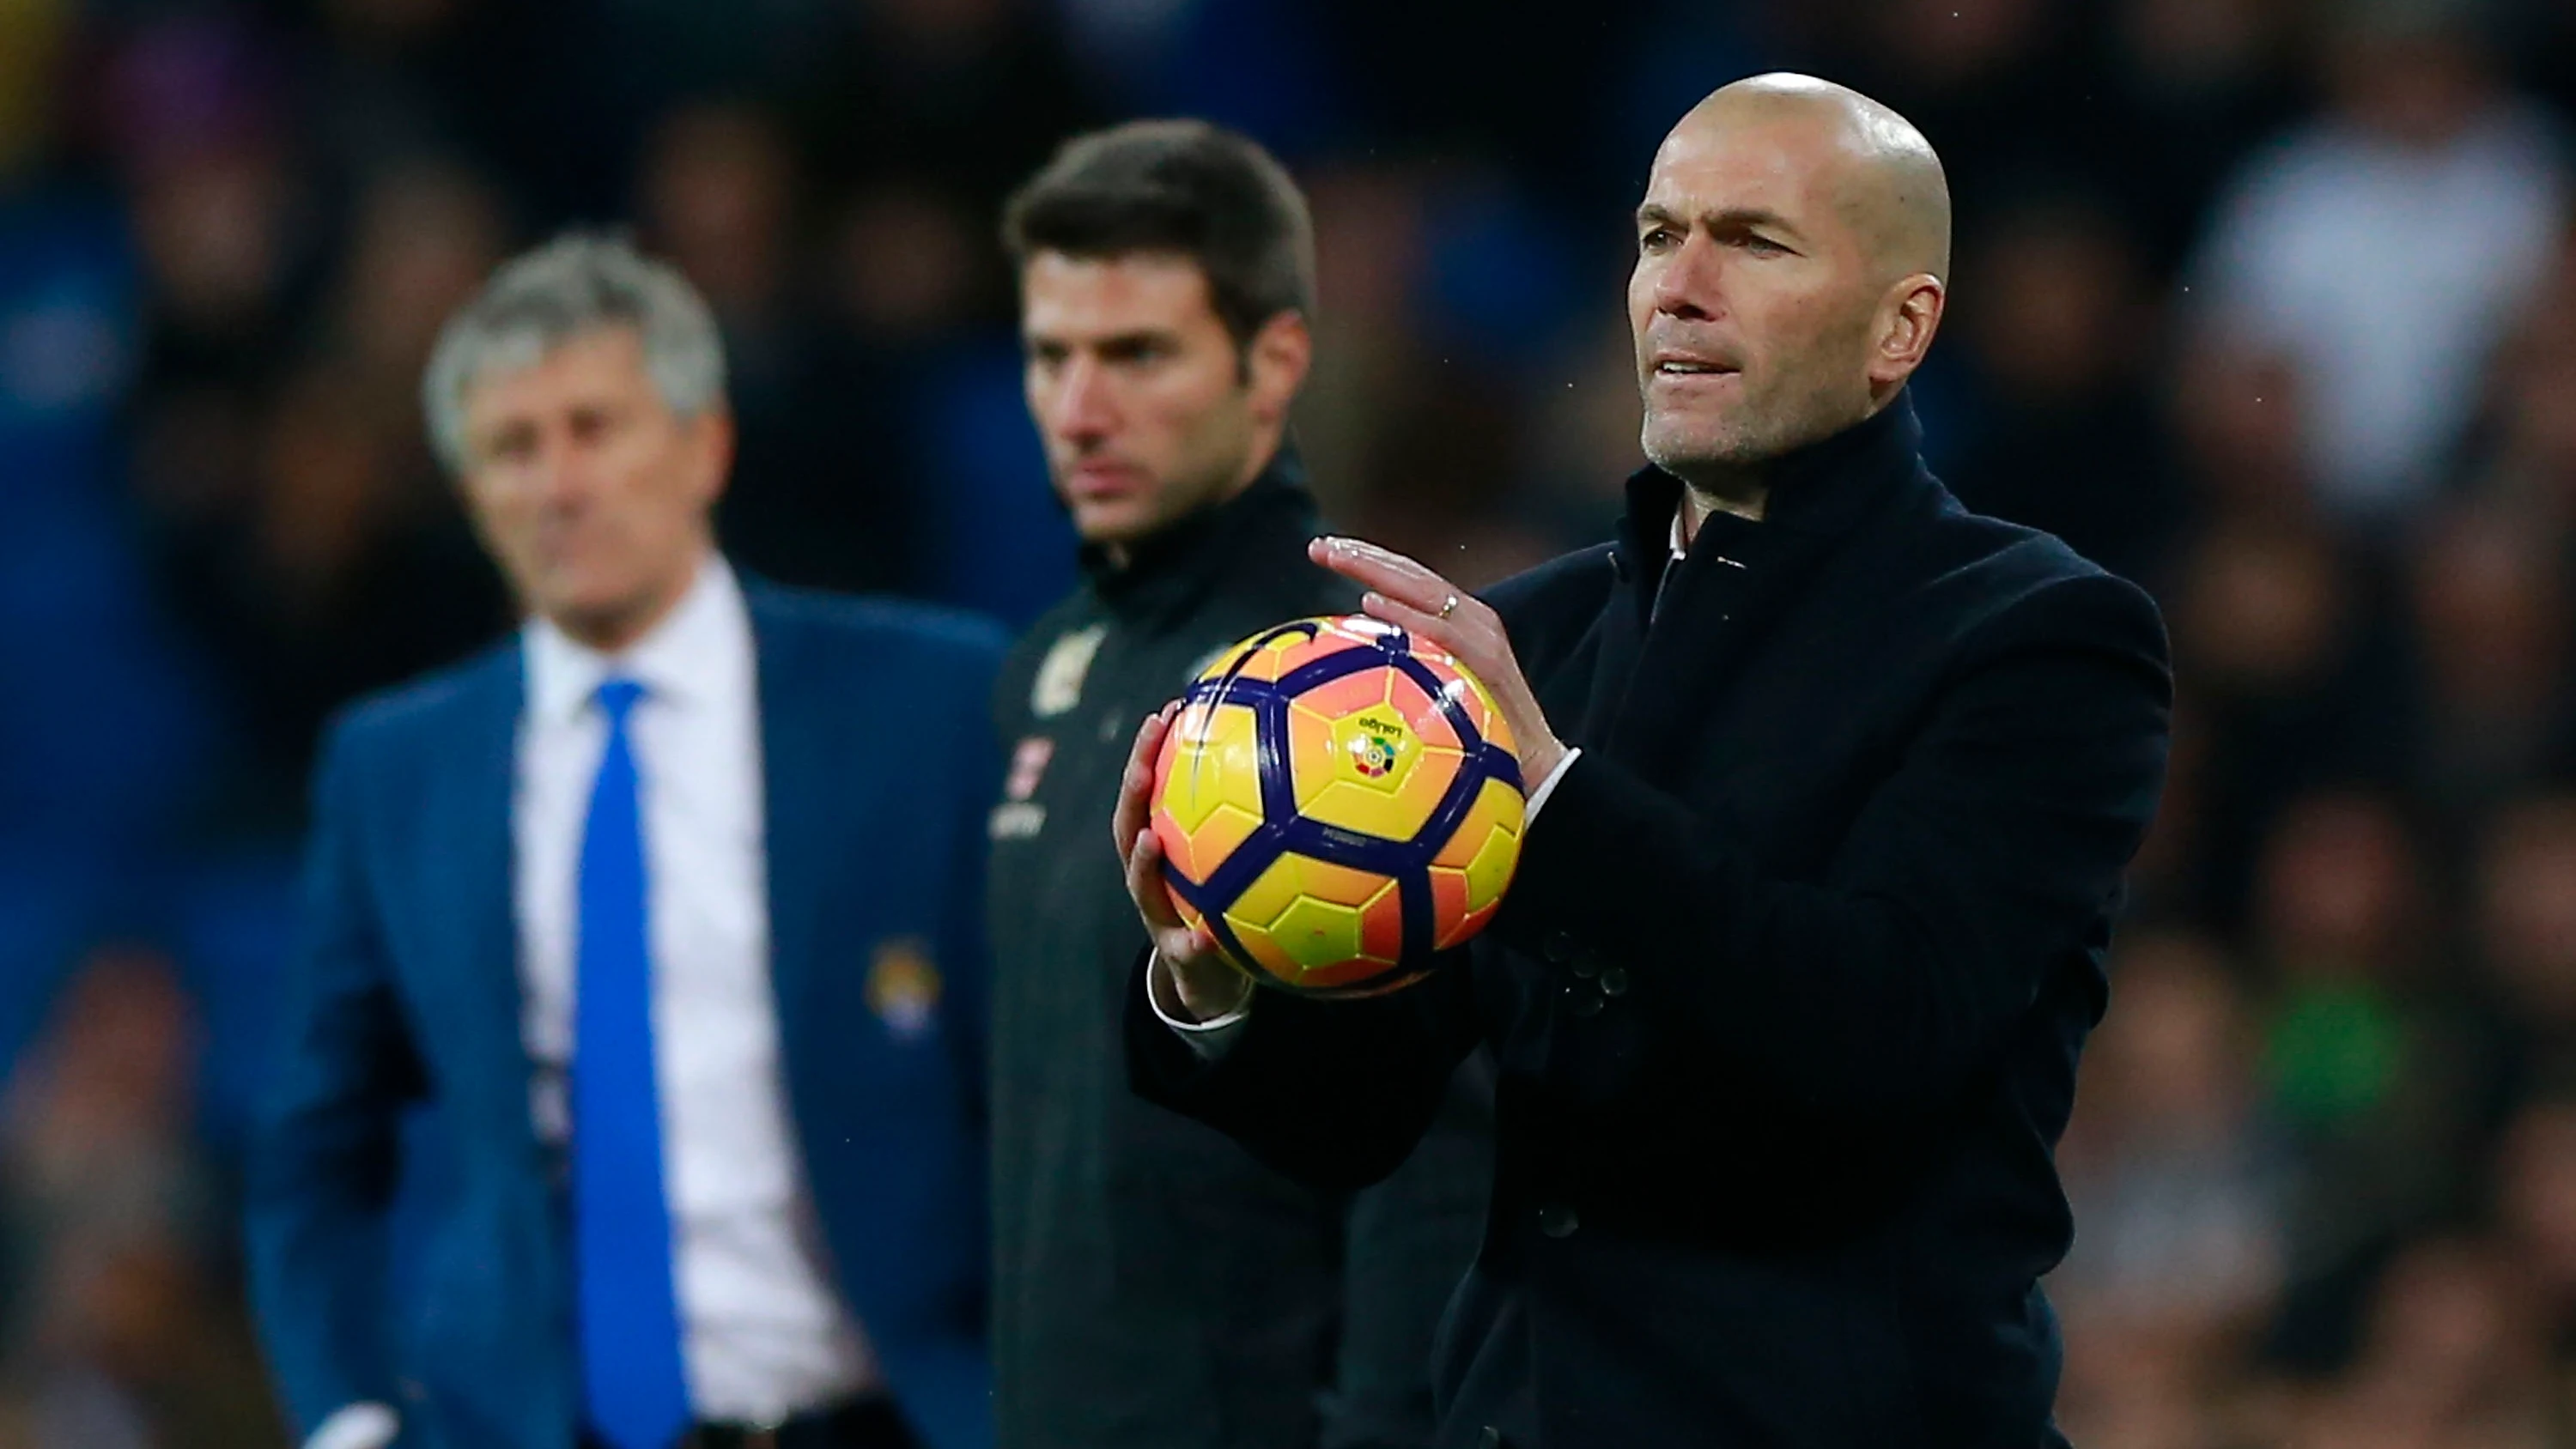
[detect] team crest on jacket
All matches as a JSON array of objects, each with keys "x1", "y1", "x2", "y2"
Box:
[
  {"x1": 866, "y1": 938, "x2": 942, "y2": 1040},
  {"x1": 1005, "y1": 736, "x2": 1054, "y2": 801},
  {"x1": 988, "y1": 735, "x2": 1054, "y2": 840},
  {"x1": 1031, "y1": 624, "x2": 1108, "y2": 718}
]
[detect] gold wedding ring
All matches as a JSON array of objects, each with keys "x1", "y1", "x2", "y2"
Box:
[{"x1": 1438, "y1": 593, "x2": 1460, "y2": 621}]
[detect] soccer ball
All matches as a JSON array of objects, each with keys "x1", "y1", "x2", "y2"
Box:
[{"x1": 1150, "y1": 615, "x2": 1526, "y2": 998}]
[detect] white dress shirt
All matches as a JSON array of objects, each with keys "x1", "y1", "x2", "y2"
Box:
[{"x1": 309, "y1": 555, "x2": 872, "y2": 1449}]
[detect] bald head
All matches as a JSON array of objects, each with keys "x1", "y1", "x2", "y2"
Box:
[
  {"x1": 1629, "y1": 72, "x2": 1952, "y2": 492},
  {"x1": 1685, "y1": 74, "x2": 1951, "y2": 285}
]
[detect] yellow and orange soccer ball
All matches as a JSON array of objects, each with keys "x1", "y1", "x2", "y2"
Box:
[{"x1": 1149, "y1": 615, "x2": 1526, "y2": 998}]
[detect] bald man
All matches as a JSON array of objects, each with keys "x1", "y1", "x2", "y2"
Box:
[{"x1": 1118, "y1": 75, "x2": 2171, "y2": 1447}]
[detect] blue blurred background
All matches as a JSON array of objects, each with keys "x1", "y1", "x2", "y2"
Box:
[{"x1": 6, "y1": 0, "x2": 2576, "y2": 1442}]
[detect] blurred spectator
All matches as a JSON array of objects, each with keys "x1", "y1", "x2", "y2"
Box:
[
  {"x1": 2055, "y1": 930, "x2": 2284, "y2": 1446},
  {"x1": 1820, "y1": 0, "x2": 2090, "y2": 223},
  {"x1": 2166, "y1": 516, "x2": 2408, "y2": 919},
  {"x1": 2172, "y1": 337, "x2": 2319, "y2": 530},
  {"x1": 326, "y1": 161, "x2": 510, "y2": 397},
  {"x1": 2458, "y1": 229, "x2": 2576, "y2": 529},
  {"x1": 643, "y1": 102, "x2": 797, "y2": 330},
  {"x1": 1281, "y1": 161, "x2": 1427, "y2": 522},
  {"x1": 1288, "y1": 161, "x2": 1572, "y2": 588},
  {"x1": 2249, "y1": 793, "x2": 2490, "y2": 1278},
  {"x1": 2470, "y1": 797, "x2": 2576, "y2": 1110},
  {"x1": 2093, "y1": 0, "x2": 2311, "y2": 271},
  {"x1": 2286, "y1": 1236, "x2": 2553, "y2": 1449},
  {"x1": 106, "y1": 15, "x2": 312, "y2": 396},
  {"x1": 2187, "y1": 0, "x2": 2570, "y2": 527},
  {"x1": 2403, "y1": 506, "x2": 2574, "y2": 831},
  {"x1": 137, "y1": 360, "x2": 507, "y2": 837},
  {"x1": 2493, "y1": 1094, "x2": 2576, "y2": 1414},
  {"x1": 796, "y1": 0, "x2": 1100, "y2": 219},
  {"x1": 305, "y1": 0, "x2": 626, "y2": 221},
  {"x1": 1945, "y1": 190, "x2": 2187, "y2": 587},
  {"x1": 0, "y1": 948, "x2": 281, "y2": 1446},
  {"x1": 643, "y1": 101, "x2": 930, "y2": 598}
]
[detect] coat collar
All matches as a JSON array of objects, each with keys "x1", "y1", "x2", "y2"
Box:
[
  {"x1": 1614, "y1": 390, "x2": 1927, "y2": 574},
  {"x1": 523, "y1": 553, "x2": 750, "y2": 724},
  {"x1": 1590, "y1": 392, "x2": 1933, "y2": 773},
  {"x1": 1079, "y1": 445, "x2": 1323, "y2": 623}
]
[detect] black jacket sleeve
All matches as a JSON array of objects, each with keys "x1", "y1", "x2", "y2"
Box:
[
  {"x1": 1492, "y1": 570, "x2": 2170, "y2": 1123},
  {"x1": 1126, "y1": 949, "x2": 1482, "y2": 1192}
]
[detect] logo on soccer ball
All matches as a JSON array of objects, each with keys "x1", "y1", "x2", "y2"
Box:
[
  {"x1": 1352, "y1": 732, "x2": 1398, "y2": 779},
  {"x1": 1331, "y1": 706, "x2": 1418, "y2": 791}
]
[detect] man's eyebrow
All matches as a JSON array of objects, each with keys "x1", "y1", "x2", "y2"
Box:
[{"x1": 1635, "y1": 202, "x2": 1803, "y2": 238}]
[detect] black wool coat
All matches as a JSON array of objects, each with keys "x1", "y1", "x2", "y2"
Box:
[{"x1": 1127, "y1": 397, "x2": 2172, "y2": 1449}]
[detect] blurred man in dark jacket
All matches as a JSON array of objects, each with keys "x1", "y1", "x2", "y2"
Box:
[{"x1": 986, "y1": 122, "x2": 1492, "y2": 1449}]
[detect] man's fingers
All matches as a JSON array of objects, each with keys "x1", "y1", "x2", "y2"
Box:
[
  {"x1": 1111, "y1": 708, "x2": 1173, "y2": 855},
  {"x1": 1310, "y1": 535, "x2": 1425, "y2": 591},
  {"x1": 1310, "y1": 536, "x2": 1455, "y2": 616},
  {"x1": 1351, "y1": 591, "x2": 1559, "y2": 784},
  {"x1": 1357, "y1": 589, "x2": 1452, "y2": 648},
  {"x1": 1359, "y1": 590, "x2": 1510, "y2": 681},
  {"x1": 1127, "y1": 827, "x2": 1188, "y2": 932}
]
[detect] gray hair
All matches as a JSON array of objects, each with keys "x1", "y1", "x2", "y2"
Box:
[{"x1": 422, "y1": 233, "x2": 727, "y2": 474}]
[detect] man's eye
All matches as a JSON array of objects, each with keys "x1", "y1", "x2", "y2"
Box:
[{"x1": 1640, "y1": 227, "x2": 1677, "y2": 252}]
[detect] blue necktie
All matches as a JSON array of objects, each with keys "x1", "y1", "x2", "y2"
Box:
[{"x1": 574, "y1": 678, "x2": 692, "y2": 1449}]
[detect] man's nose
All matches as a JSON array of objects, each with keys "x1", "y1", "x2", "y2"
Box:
[
  {"x1": 526, "y1": 438, "x2": 598, "y2": 508},
  {"x1": 1654, "y1": 235, "x2": 1724, "y2": 320},
  {"x1": 1055, "y1": 356, "x2": 1118, "y2": 437}
]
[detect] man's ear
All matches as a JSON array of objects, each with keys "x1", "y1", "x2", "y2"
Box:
[
  {"x1": 1868, "y1": 276, "x2": 1945, "y2": 393},
  {"x1": 689, "y1": 407, "x2": 738, "y2": 507},
  {"x1": 1243, "y1": 310, "x2": 1313, "y2": 424}
]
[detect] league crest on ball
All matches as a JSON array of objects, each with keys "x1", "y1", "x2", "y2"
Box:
[{"x1": 1149, "y1": 615, "x2": 1527, "y2": 998}]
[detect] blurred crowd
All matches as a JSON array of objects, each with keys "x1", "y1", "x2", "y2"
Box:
[{"x1": 2, "y1": 0, "x2": 2574, "y2": 1443}]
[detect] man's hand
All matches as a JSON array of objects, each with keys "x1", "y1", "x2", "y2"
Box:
[
  {"x1": 1309, "y1": 537, "x2": 1570, "y2": 788},
  {"x1": 1114, "y1": 702, "x2": 1256, "y2": 1020}
]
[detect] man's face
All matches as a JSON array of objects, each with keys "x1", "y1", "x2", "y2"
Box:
[
  {"x1": 1020, "y1": 251, "x2": 1269, "y2": 549},
  {"x1": 457, "y1": 326, "x2": 729, "y2": 646},
  {"x1": 1629, "y1": 114, "x2": 1887, "y2": 474}
]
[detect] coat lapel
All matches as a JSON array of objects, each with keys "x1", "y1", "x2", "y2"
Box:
[
  {"x1": 422, "y1": 643, "x2": 582, "y2": 1446},
  {"x1": 439, "y1": 646, "x2": 541, "y2": 1136},
  {"x1": 1608, "y1": 514, "x2": 1842, "y2": 775},
  {"x1": 1572, "y1": 545, "x2": 1650, "y2": 750},
  {"x1": 748, "y1": 591, "x2": 833, "y2": 1135},
  {"x1": 1604, "y1": 398, "x2": 1930, "y2": 778}
]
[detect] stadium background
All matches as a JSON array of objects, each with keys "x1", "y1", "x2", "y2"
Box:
[{"x1": 2, "y1": 0, "x2": 2574, "y2": 1442}]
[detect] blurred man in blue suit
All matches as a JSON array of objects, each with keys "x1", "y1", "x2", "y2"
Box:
[{"x1": 246, "y1": 235, "x2": 1001, "y2": 1449}]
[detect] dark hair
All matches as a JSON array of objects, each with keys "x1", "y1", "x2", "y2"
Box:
[{"x1": 1002, "y1": 118, "x2": 1316, "y2": 347}]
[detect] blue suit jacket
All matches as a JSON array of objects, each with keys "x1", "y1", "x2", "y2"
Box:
[{"x1": 247, "y1": 580, "x2": 1004, "y2": 1449}]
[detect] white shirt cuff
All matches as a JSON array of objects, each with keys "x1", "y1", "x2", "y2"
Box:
[
  {"x1": 306, "y1": 1403, "x2": 400, "y2": 1449},
  {"x1": 1148, "y1": 949, "x2": 1255, "y2": 1058},
  {"x1": 1524, "y1": 746, "x2": 1582, "y2": 822}
]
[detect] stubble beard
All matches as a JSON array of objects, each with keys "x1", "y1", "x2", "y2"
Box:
[
  {"x1": 1641, "y1": 397, "x2": 1795, "y2": 502},
  {"x1": 1640, "y1": 371, "x2": 1868, "y2": 501}
]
